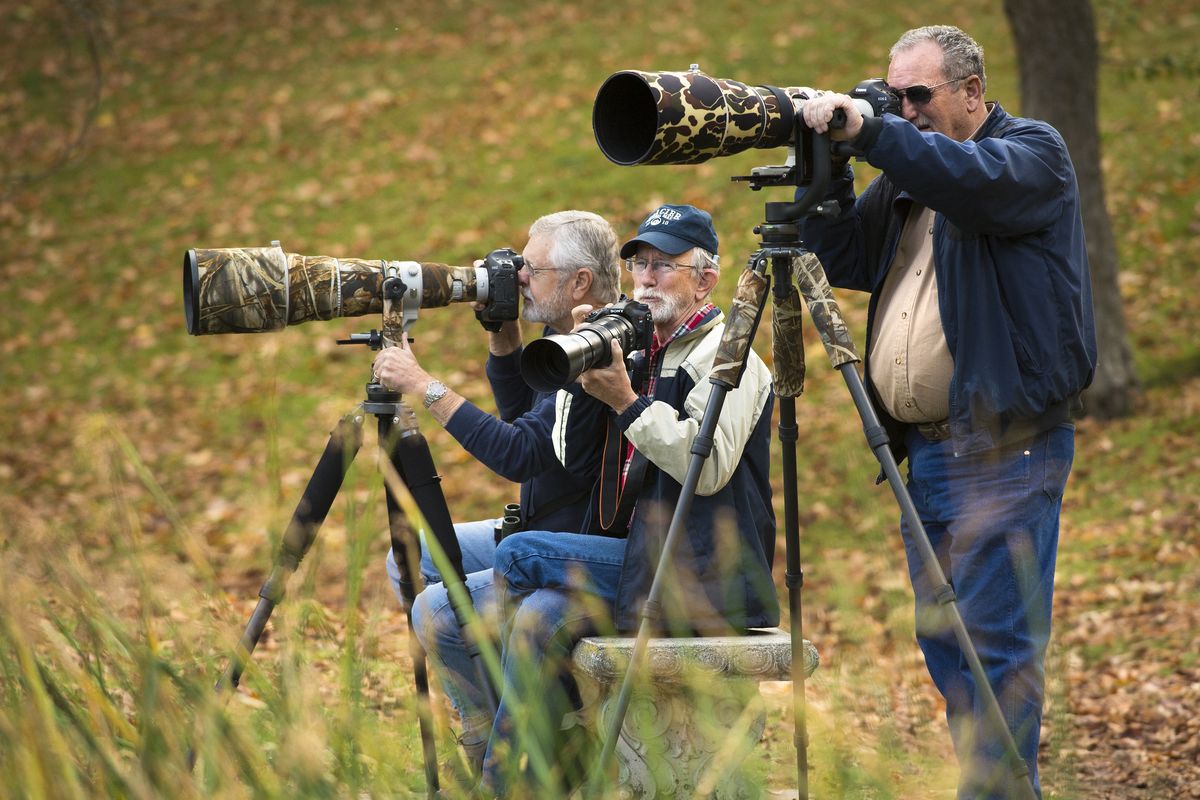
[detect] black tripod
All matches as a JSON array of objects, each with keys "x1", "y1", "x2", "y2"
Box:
[
  {"x1": 590, "y1": 129, "x2": 1039, "y2": 800},
  {"x1": 204, "y1": 282, "x2": 500, "y2": 797}
]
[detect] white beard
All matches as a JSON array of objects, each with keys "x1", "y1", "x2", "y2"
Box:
[{"x1": 632, "y1": 287, "x2": 692, "y2": 331}]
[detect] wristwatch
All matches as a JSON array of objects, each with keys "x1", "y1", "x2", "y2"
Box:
[{"x1": 423, "y1": 380, "x2": 449, "y2": 409}]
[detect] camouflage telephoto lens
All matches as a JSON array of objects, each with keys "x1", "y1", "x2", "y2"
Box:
[
  {"x1": 592, "y1": 69, "x2": 797, "y2": 166},
  {"x1": 183, "y1": 245, "x2": 494, "y2": 335},
  {"x1": 184, "y1": 246, "x2": 383, "y2": 335}
]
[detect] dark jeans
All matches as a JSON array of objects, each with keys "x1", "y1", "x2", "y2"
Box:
[
  {"x1": 487, "y1": 530, "x2": 627, "y2": 797},
  {"x1": 902, "y1": 423, "x2": 1074, "y2": 799}
]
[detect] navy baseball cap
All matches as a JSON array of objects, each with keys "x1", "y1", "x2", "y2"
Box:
[{"x1": 619, "y1": 204, "x2": 719, "y2": 259}]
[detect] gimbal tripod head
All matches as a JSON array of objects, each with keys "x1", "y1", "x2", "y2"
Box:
[{"x1": 331, "y1": 264, "x2": 428, "y2": 413}]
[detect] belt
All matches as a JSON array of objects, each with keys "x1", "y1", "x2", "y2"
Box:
[{"x1": 915, "y1": 419, "x2": 951, "y2": 441}]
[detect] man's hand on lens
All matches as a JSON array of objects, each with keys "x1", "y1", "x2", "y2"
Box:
[
  {"x1": 801, "y1": 91, "x2": 863, "y2": 140},
  {"x1": 570, "y1": 304, "x2": 595, "y2": 330},
  {"x1": 580, "y1": 340, "x2": 638, "y2": 414}
]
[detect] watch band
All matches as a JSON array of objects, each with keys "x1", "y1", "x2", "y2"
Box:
[{"x1": 423, "y1": 379, "x2": 449, "y2": 409}]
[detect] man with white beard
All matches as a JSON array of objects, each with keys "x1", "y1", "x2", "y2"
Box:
[{"x1": 479, "y1": 204, "x2": 778, "y2": 796}]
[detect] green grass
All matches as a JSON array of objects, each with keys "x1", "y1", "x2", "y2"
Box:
[{"x1": 2, "y1": 0, "x2": 1198, "y2": 797}]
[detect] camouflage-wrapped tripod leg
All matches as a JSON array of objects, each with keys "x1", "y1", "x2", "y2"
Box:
[
  {"x1": 771, "y1": 284, "x2": 807, "y2": 399},
  {"x1": 711, "y1": 269, "x2": 771, "y2": 387},
  {"x1": 792, "y1": 251, "x2": 860, "y2": 368}
]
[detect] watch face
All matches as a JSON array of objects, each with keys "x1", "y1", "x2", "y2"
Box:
[{"x1": 424, "y1": 381, "x2": 448, "y2": 407}]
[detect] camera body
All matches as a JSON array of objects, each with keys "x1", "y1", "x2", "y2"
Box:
[
  {"x1": 849, "y1": 78, "x2": 901, "y2": 119},
  {"x1": 520, "y1": 298, "x2": 654, "y2": 393},
  {"x1": 475, "y1": 247, "x2": 523, "y2": 331},
  {"x1": 581, "y1": 300, "x2": 654, "y2": 368}
]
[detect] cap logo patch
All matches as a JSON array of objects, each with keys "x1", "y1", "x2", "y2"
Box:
[{"x1": 645, "y1": 207, "x2": 683, "y2": 227}]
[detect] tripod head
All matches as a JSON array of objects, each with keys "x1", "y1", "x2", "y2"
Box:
[
  {"x1": 733, "y1": 108, "x2": 846, "y2": 231},
  {"x1": 326, "y1": 259, "x2": 427, "y2": 414},
  {"x1": 332, "y1": 324, "x2": 413, "y2": 419},
  {"x1": 333, "y1": 328, "x2": 407, "y2": 412}
]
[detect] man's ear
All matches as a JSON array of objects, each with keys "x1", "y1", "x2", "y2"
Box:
[
  {"x1": 964, "y1": 74, "x2": 984, "y2": 112},
  {"x1": 571, "y1": 268, "x2": 594, "y2": 301},
  {"x1": 695, "y1": 268, "x2": 719, "y2": 299}
]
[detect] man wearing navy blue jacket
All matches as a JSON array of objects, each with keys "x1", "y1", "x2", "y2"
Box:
[
  {"x1": 798, "y1": 25, "x2": 1096, "y2": 800},
  {"x1": 371, "y1": 210, "x2": 621, "y2": 774}
]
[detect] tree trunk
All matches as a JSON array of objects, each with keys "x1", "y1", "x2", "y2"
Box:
[{"x1": 1003, "y1": 0, "x2": 1138, "y2": 418}]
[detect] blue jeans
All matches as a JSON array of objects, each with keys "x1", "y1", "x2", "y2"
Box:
[
  {"x1": 486, "y1": 530, "x2": 627, "y2": 797},
  {"x1": 386, "y1": 518, "x2": 500, "y2": 768},
  {"x1": 902, "y1": 423, "x2": 1074, "y2": 800}
]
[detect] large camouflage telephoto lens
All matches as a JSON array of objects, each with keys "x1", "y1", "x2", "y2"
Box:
[
  {"x1": 183, "y1": 245, "x2": 491, "y2": 335},
  {"x1": 592, "y1": 69, "x2": 800, "y2": 166}
]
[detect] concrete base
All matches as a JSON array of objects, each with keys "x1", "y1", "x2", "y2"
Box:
[{"x1": 572, "y1": 628, "x2": 819, "y2": 799}]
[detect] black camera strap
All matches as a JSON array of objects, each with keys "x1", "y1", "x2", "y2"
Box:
[{"x1": 596, "y1": 416, "x2": 650, "y2": 536}]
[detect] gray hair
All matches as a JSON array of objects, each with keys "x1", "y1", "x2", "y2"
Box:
[
  {"x1": 528, "y1": 210, "x2": 621, "y2": 303},
  {"x1": 690, "y1": 247, "x2": 720, "y2": 276},
  {"x1": 687, "y1": 247, "x2": 720, "y2": 299},
  {"x1": 891, "y1": 25, "x2": 987, "y2": 94}
]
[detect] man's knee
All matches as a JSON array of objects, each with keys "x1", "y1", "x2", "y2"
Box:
[
  {"x1": 410, "y1": 583, "x2": 460, "y2": 649},
  {"x1": 494, "y1": 532, "x2": 534, "y2": 588},
  {"x1": 494, "y1": 530, "x2": 566, "y2": 591},
  {"x1": 506, "y1": 590, "x2": 591, "y2": 657}
]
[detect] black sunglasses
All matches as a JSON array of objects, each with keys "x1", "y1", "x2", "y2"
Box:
[{"x1": 890, "y1": 76, "x2": 968, "y2": 105}]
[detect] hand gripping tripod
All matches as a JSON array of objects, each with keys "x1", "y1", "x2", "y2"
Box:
[
  {"x1": 202, "y1": 271, "x2": 500, "y2": 798},
  {"x1": 590, "y1": 129, "x2": 1038, "y2": 800}
]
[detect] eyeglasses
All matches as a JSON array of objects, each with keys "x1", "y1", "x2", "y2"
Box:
[
  {"x1": 521, "y1": 259, "x2": 564, "y2": 277},
  {"x1": 624, "y1": 257, "x2": 694, "y2": 275},
  {"x1": 890, "y1": 76, "x2": 968, "y2": 105}
]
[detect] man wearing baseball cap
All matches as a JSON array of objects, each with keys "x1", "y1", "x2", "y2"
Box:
[
  {"x1": 477, "y1": 204, "x2": 778, "y2": 796},
  {"x1": 617, "y1": 203, "x2": 723, "y2": 342}
]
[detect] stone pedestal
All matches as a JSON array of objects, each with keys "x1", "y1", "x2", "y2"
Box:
[{"x1": 572, "y1": 628, "x2": 818, "y2": 799}]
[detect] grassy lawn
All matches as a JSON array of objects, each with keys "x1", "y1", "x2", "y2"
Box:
[{"x1": 1, "y1": 0, "x2": 1196, "y2": 797}]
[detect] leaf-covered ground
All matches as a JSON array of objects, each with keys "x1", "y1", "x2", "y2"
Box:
[{"x1": 1, "y1": 0, "x2": 1197, "y2": 797}]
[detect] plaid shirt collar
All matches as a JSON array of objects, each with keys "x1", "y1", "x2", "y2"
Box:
[
  {"x1": 651, "y1": 303, "x2": 716, "y2": 355},
  {"x1": 639, "y1": 302, "x2": 718, "y2": 395},
  {"x1": 622, "y1": 302, "x2": 718, "y2": 485}
]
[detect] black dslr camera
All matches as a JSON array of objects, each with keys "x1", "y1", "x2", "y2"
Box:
[
  {"x1": 475, "y1": 247, "x2": 522, "y2": 331},
  {"x1": 520, "y1": 298, "x2": 653, "y2": 392}
]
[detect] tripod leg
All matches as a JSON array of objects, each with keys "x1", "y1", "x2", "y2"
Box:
[
  {"x1": 383, "y1": 465, "x2": 442, "y2": 796},
  {"x1": 793, "y1": 251, "x2": 1038, "y2": 800},
  {"x1": 778, "y1": 395, "x2": 809, "y2": 799},
  {"x1": 378, "y1": 410, "x2": 501, "y2": 711},
  {"x1": 216, "y1": 411, "x2": 364, "y2": 695},
  {"x1": 711, "y1": 267, "x2": 771, "y2": 385},
  {"x1": 772, "y1": 280, "x2": 810, "y2": 799}
]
